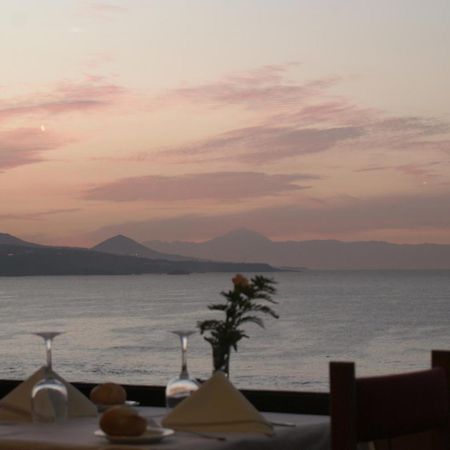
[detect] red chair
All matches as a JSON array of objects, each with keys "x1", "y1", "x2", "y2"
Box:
[{"x1": 330, "y1": 350, "x2": 450, "y2": 450}]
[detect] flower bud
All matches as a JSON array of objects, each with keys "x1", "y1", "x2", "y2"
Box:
[{"x1": 232, "y1": 274, "x2": 250, "y2": 288}]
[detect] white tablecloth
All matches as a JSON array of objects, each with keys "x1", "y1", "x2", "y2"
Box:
[{"x1": 0, "y1": 407, "x2": 331, "y2": 450}]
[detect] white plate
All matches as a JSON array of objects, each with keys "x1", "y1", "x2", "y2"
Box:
[
  {"x1": 96, "y1": 400, "x2": 140, "y2": 412},
  {"x1": 95, "y1": 427, "x2": 174, "y2": 444}
]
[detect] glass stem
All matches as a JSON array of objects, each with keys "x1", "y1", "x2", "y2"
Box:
[
  {"x1": 45, "y1": 338, "x2": 53, "y2": 377},
  {"x1": 180, "y1": 334, "x2": 189, "y2": 378}
]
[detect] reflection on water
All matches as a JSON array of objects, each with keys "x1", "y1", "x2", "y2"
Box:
[{"x1": 0, "y1": 271, "x2": 449, "y2": 391}]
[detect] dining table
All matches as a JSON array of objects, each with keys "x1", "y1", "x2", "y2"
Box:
[{"x1": 0, "y1": 406, "x2": 332, "y2": 450}]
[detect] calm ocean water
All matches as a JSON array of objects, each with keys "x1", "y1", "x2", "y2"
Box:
[{"x1": 0, "y1": 271, "x2": 449, "y2": 391}]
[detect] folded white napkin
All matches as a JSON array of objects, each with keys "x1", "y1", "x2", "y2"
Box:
[
  {"x1": 0, "y1": 367, "x2": 97, "y2": 422},
  {"x1": 162, "y1": 371, "x2": 273, "y2": 435}
]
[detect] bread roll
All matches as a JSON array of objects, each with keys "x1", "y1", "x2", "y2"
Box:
[
  {"x1": 90, "y1": 382, "x2": 127, "y2": 405},
  {"x1": 100, "y1": 406, "x2": 147, "y2": 437}
]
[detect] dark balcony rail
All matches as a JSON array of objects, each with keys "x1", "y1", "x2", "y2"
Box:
[{"x1": 0, "y1": 379, "x2": 329, "y2": 415}]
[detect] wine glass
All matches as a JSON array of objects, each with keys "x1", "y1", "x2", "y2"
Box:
[
  {"x1": 31, "y1": 332, "x2": 68, "y2": 423},
  {"x1": 165, "y1": 330, "x2": 199, "y2": 408}
]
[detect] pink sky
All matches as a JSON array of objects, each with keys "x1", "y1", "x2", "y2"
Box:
[{"x1": 1, "y1": 0, "x2": 450, "y2": 246}]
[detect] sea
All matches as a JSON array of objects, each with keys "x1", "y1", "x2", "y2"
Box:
[{"x1": 0, "y1": 271, "x2": 449, "y2": 392}]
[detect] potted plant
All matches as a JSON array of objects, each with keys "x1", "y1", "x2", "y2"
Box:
[{"x1": 197, "y1": 274, "x2": 278, "y2": 377}]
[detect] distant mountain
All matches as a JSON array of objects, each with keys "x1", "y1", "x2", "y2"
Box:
[
  {"x1": 145, "y1": 228, "x2": 274, "y2": 264},
  {"x1": 0, "y1": 233, "x2": 41, "y2": 247},
  {"x1": 144, "y1": 229, "x2": 450, "y2": 270},
  {"x1": 91, "y1": 234, "x2": 193, "y2": 261},
  {"x1": 0, "y1": 233, "x2": 277, "y2": 275}
]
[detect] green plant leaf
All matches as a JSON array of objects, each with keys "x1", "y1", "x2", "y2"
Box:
[{"x1": 197, "y1": 274, "x2": 279, "y2": 357}]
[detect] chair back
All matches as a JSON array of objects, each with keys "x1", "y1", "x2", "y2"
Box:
[{"x1": 330, "y1": 350, "x2": 450, "y2": 450}]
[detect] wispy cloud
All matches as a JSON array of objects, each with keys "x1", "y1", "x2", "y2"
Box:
[
  {"x1": 0, "y1": 127, "x2": 70, "y2": 170},
  {"x1": 0, "y1": 208, "x2": 81, "y2": 221},
  {"x1": 0, "y1": 75, "x2": 124, "y2": 123},
  {"x1": 372, "y1": 117, "x2": 450, "y2": 136},
  {"x1": 85, "y1": 171, "x2": 316, "y2": 202},
  {"x1": 360, "y1": 160, "x2": 450, "y2": 189},
  {"x1": 144, "y1": 65, "x2": 450, "y2": 166},
  {"x1": 79, "y1": 0, "x2": 128, "y2": 18},
  {"x1": 159, "y1": 64, "x2": 336, "y2": 112},
  {"x1": 357, "y1": 161, "x2": 445, "y2": 181},
  {"x1": 0, "y1": 76, "x2": 125, "y2": 170},
  {"x1": 158, "y1": 125, "x2": 363, "y2": 164},
  {"x1": 153, "y1": 113, "x2": 449, "y2": 166}
]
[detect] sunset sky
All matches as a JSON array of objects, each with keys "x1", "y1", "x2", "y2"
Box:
[{"x1": 1, "y1": 0, "x2": 450, "y2": 246}]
